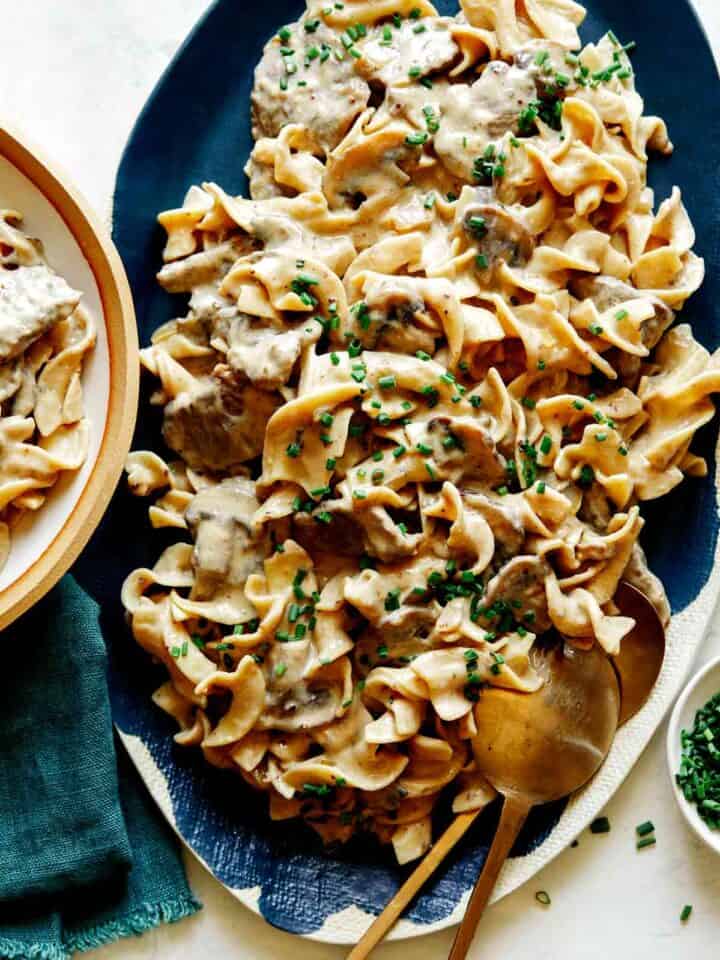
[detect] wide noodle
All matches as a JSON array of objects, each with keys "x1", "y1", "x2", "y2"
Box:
[{"x1": 122, "y1": 0, "x2": 716, "y2": 864}]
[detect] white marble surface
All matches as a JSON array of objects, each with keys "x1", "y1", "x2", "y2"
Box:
[{"x1": 3, "y1": 2, "x2": 720, "y2": 957}]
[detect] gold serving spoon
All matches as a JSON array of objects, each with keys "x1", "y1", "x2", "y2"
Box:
[
  {"x1": 446, "y1": 639, "x2": 619, "y2": 959},
  {"x1": 610, "y1": 581, "x2": 666, "y2": 725},
  {"x1": 348, "y1": 584, "x2": 665, "y2": 960}
]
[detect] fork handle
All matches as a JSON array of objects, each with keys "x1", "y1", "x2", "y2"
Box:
[
  {"x1": 347, "y1": 809, "x2": 482, "y2": 960},
  {"x1": 448, "y1": 795, "x2": 531, "y2": 960}
]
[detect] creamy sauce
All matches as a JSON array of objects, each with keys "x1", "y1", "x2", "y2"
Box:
[{"x1": 123, "y1": 0, "x2": 714, "y2": 866}]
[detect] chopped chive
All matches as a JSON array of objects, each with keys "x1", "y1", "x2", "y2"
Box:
[
  {"x1": 636, "y1": 821, "x2": 655, "y2": 837},
  {"x1": 535, "y1": 891, "x2": 551, "y2": 906},
  {"x1": 590, "y1": 816, "x2": 611, "y2": 834},
  {"x1": 579, "y1": 464, "x2": 595, "y2": 488},
  {"x1": 680, "y1": 905, "x2": 693, "y2": 923},
  {"x1": 637, "y1": 836, "x2": 656, "y2": 850},
  {"x1": 385, "y1": 588, "x2": 401, "y2": 612}
]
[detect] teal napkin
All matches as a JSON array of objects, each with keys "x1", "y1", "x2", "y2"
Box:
[{"x1": 0, "y1": 576, "x2": 201, "y2": 959}]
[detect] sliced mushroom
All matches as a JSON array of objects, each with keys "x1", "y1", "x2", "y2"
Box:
[
  {"x1": 185, "y1": 477, "x2": 260, "y2": 595},
  {"x1": 484, "y1": 555, "x2": 552, "y2": 632},
  {"x1": 572, "y1": 276, "x2": 675, "y2": 350},
  {"x1": 263, "y1": 682, "x2": 339, "y2": 732},
  {"x1": 424, "y1": 416, "x2": 507, "y2": 486},
  {"x1": 360, "y1": 277, "x2": 438, "y2": 357},
  {"x1": 463, "y1": 199, "x2": 535, "y2": 274},
  {"x1": 463, "y1": 490, "x2": 526, "y2": 557},
  {"x1": 162, "y1": 366, "x2": 280, "y2": 472}
]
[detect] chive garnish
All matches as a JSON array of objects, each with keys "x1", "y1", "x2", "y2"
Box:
[
  {"x1": 590, "y1": 816, "x2": 611, "y2": 834},
  {"x1": 405, "y1": 131, "x2": 428, "y2": 146},
  {"x1": 636, "y1": 821, "x2": 655, "y2": 837},
  {"x1": 676, "y1": 690, "x2": 720, "y2": 830}
]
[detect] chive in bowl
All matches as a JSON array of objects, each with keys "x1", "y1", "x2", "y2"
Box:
[{"x1": 667, "y1": 654, "x2": 720, "y2": 855}]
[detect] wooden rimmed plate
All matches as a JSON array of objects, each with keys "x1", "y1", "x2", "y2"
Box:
[{"x1": 0, "y1": 123, "x2": 138, "y2": 630}]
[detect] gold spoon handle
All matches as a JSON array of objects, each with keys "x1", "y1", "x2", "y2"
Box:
[
  {"x1": 347, "y1": 810, "x2": 482, "y2": 960},
  {"x1": 448, "y1": 796, "x2": 532, "y2": 960}
]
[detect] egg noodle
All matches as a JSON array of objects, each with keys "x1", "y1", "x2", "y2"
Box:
[
  {"x1": 122, "y1": 0, "x2": 718, "y2": 864},
  {"x1": 0, "y1": 212, "x2": 94, "y2": 573}
]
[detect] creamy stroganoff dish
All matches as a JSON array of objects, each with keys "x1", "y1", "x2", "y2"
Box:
[
  {"x1": 0, "y1": 212, "x2": 95, "y2": 573},
  {"x1": 122, "y1": 0, "x2": 719, "y2": 864}
]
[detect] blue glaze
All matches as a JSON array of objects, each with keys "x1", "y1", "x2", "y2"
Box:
[{"x1": 95, "y1": 0, "x2": 720, "y2": 936}]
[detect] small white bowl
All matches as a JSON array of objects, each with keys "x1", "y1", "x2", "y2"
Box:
[{"x1": 666, "y1": 654, "x2": 720, "y2": 854}]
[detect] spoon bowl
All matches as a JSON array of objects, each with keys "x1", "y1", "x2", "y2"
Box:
[
  {"x1": 472, "y1": 641, "x2": 621, "y2": 804},
  {"x1": 611, "y1": 581, "x2": 666, "y2": 725}
]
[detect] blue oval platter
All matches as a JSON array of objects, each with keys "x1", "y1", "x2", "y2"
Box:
[{"x1": 73, "y1": 0, "x2": 720, "y2": 943}]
